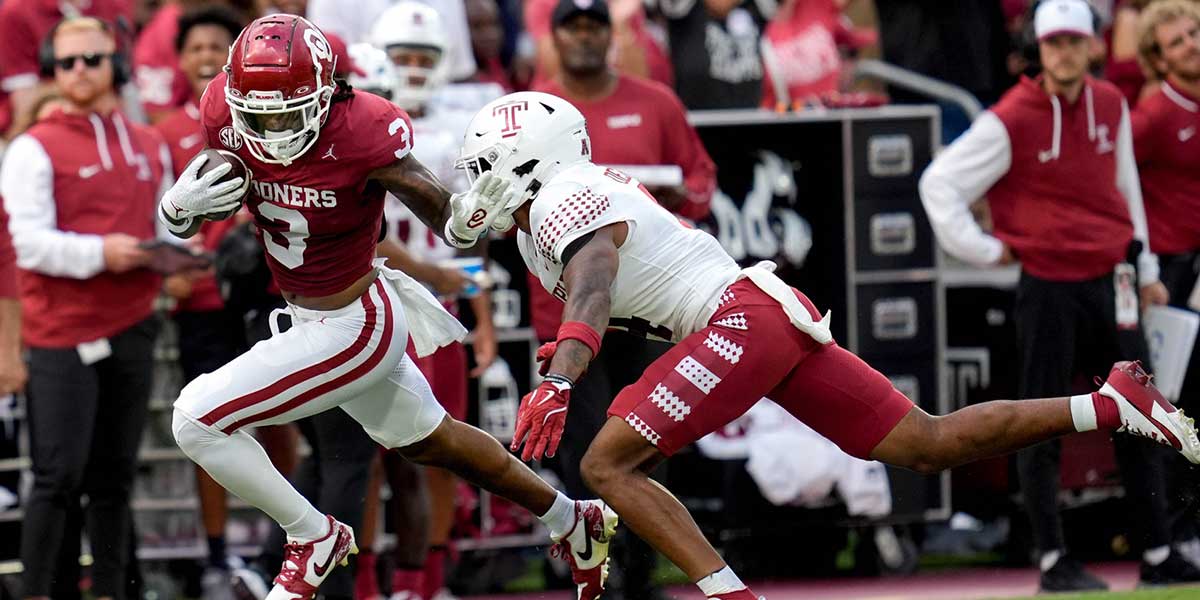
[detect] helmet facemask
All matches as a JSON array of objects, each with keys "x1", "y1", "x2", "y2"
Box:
[{"x1": 227, "y1": 85, "x2": 333, "y2": 165}]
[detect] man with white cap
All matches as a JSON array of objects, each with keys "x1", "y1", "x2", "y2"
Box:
[{"x1": 921, "y1": 0, "x2": 1200, "y2": 590}]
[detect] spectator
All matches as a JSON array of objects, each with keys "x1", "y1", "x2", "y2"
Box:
[
  {"x1": 1108, "y1": 0, "x2": 1155, "y2": 105},
  {"x1": 526, "y1": 0, "x2": 674, "y2": 88},
  {"x1": 0, "y1": 0, "x2": 132, "y2": 139},
  {"x1": 133, "y1": 0, "x2": 247, "y2": 124},
  {"x1": 0, "y1": 16, "x2": 171, "y2": 600},
  {"x1": 658, "y1": 0, "x2": 766, "y2": 109},
  {"x1": 1131, "y1": 0, "x2": 1200, "y2": 522},
  {"x1": 920, "y1": 0, "x2": 1200, "y2": 591},
  {"x1": 467, "y1": 0, "x2": 518, "y2": 92},
  {"x1": 759, "y1": 0, "x2": 879, "y2": 110},
  {"x1": 875, "y1": 0, "x2": 1012, "y2": 140}
]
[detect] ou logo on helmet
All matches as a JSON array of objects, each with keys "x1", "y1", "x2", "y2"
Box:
[
  {"x1": 303, "y1": 26, "x2": 332, "y2": 67},
  {"x1": 493, "y1": 101, "x2": 528, "y2": 139}
]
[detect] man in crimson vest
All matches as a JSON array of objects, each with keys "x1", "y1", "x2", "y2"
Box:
[
  {"x1": 0, "y1": 16, "x2": 170, "y2": 600},
  {"x1": 920, "y1": 0, "x2": 1200, "y2": 592}
]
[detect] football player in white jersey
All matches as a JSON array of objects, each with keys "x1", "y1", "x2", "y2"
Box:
[
  {"x1": 363, "y1": 11, "x2": 505, "y2": 599},
  {"x1": 453, "y1": 91, "x2": 1200, "y2": 600}
]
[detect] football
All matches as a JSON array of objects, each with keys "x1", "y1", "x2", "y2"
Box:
[{"x1": 195, "y1": 148, "x2": 251, "y2": 221}]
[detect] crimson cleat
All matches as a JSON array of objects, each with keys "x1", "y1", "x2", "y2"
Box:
[
  {"x1": 550, "y1": 500, "x2": 619, "y2": 600},
  {"x1": 1099, "y1": 361, "x2": 1200, "y2": 463},
  {"x1": 266, "y1": 515, "x2": 358, "y2": 600}
]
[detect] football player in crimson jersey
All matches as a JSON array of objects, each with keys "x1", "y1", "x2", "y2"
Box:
[
  {"x1": 158, "y1": 15, "x2": 616, "y2": 600},
  {"x1": 454, "y1": 91, "x2": 1200, "y2": 600}
]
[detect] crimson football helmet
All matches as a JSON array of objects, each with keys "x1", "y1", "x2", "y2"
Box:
[{"x1": 225, "y1": 15, "x2": 337, "y2": 165}]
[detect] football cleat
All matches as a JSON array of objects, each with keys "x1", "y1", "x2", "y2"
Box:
[
  {"x1": 265, "y1": 515, "x2": 358, "y2": 600},
  {"x1": 550, "y1": 500, "x2": 619, "y2": 600},
  {"x1": 1099, "y1": 361, "x2": 1200, "y2": 463}
]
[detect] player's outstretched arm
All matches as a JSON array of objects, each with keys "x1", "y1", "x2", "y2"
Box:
[
  {"x1": 549, "y1": 223, "x2": 623, "y2": 382},
  {"x1": 370, "y1": 153, "x2": 454, "y2": 234}
]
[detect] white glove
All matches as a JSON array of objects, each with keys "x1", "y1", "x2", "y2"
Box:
[
  {"x1": 445, "y1": 172, "x2": 514, "y2": 248},
  {"x1": 159, "y1": 153, "x2": 248, "y2": 225}
]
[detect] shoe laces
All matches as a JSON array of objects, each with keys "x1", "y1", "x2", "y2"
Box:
[{"x1": 276, "y1": 544, "x2": 306, "y2": 583}]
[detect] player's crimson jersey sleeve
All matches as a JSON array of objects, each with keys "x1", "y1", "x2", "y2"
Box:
[
  {"x1": 198, "y1": 75, "x2": 233, "y2": 149},
  {"x1": 349, "y1": 92, "x2": 416, "y2": 171}
]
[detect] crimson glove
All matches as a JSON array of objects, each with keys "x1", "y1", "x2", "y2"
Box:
[
  {"x1": 510, "y1": 375, "x2": 572, "y2": 461},
  {"x1": 535, "y1": 341, "x2": 557, "y2": 376}
]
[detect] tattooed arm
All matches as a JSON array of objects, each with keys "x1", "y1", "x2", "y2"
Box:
[
  {"x1": 369, "y1": 153, "x2": 454, "y2": 237},
  {"x1": 544, "y1": 223, "x2": 626, "y2": 381}
]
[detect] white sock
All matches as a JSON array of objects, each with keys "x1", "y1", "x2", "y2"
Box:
[
  {"x1": 1144, "y1": 545, "x2": 1170, "y2": 566},
  {"x1": 538, "y1": 492, "x2": 576, "y2": 540},
  {"x1": 173, "y1": 411, "x2": 325, "y2": 540},
  {"x1": 1040, "y1": 549, "x2": 1062, "y2": 572},
  {"x1": 1070, "y1": 394, "x2": 1098, "y2": 432},
  {"x1": 696, "y1": 566, "x2": 746, "y2": 597}
]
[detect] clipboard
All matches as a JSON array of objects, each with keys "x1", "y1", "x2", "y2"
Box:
[{"x1": 1142, "y1": 305, "x2": 1200, "y2": 402}]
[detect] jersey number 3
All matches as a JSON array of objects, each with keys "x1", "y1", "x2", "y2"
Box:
[{"x1": 259, "y1": 203, "x2": 310, "y2": 268}]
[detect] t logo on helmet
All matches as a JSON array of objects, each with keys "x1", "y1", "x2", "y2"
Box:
[{"x1": 494, "y1": 101, "x2": 528, "y2": 139}]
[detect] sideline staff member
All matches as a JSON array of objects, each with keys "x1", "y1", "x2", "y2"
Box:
[
  {"x1": 0, "y1": 16, "x2": 170, "y2": 600},
  {"x1": 920, "y1": 0, "x2": 1200, "y2": 591}
]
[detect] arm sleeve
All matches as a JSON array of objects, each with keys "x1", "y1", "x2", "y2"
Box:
[
  {"x1": 660, "y1": 89, "x2": 716, "y2": 220},
  {"x1": 1115, "y1": 100, "x2": 1159, "y2": 285},
  {"x1": 918, "y1": 111, "x2": 1011, "y2": 267},
  {"x1": 0, "y1": 135, "x2": 106, "y2": 279}
]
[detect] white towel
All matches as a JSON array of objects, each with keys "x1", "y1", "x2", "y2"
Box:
[
  {"x1": 372, "y1": 258, "x2": 468, "y2": 357},
  {"x1": 739, "y1": 261, "x2": 833, "y2": 344}
]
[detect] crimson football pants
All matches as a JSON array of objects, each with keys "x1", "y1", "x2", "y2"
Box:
[{"x1": 21, "y1": 318, "x2": 157, "y2": 600}]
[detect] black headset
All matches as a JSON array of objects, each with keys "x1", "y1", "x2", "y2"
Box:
[{"x1": 38, "y1": 15, "x2": 131, "y2": 87}]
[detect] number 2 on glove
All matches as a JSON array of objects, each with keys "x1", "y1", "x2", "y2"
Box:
[{"x1": 510, "y1": 377, "x2": 572, "y2": 461}]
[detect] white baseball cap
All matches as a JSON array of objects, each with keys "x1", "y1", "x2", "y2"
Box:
[{"x1": 1035, "y1": 0, "x2": 1095, "y2": 40}]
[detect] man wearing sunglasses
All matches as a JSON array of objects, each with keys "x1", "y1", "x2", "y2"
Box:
[{"x1": 0, "y1": 16, "x2": 173, "y2": 600}]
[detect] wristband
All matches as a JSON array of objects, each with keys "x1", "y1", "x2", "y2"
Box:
[
  {"x1": 444, "y1": 218, "x2": 478, "y2": 249},
  {"x1": 544, "y1": 373, "x2": 574, "y2": 389},
  {"x1": 555, "y1": 321, "x2": 601, "y2": 357}
]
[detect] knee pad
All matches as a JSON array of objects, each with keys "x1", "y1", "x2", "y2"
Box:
[{"x1": 172, "y1": 408, "x2": 223, "y2": 458}]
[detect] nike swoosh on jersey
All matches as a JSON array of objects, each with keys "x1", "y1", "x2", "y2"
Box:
[{"x1": 78, "y1": 164, "x2": 102, "y2": 179}]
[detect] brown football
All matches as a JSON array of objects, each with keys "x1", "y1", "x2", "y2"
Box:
[{"x1": 194, "y1": 148, "x2": 251, "y2": 221}]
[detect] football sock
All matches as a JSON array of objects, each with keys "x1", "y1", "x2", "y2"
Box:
[
  {"x1": 173, "y1": 410, "x2": 324, "y2": 540},
  {"x1": 206, "y1": 536, "x2": 227, "y2": 569},
  {"x1": 539, "y1": 492, "x2": 575, "y2": 540},
  {"x1": 392, "y1": 566, "x2": 425, "y2": 598},
  {"x1": 696, "y1": 566, "x2": 746, "y2": 596},
  {"x1": 423, "y1": 545, "x2": 448, "y2": 599},
  {"x1": 1071, "y1": 393, "x2": 1119, "y2": 432}
]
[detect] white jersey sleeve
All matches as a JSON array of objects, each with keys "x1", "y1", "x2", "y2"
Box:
[
  {"x1": 523, "y1": 164, "x2": 741, "y2": 342},
  {"x1": 528, "y1": 179, "x2": 628, "y2": 265}
]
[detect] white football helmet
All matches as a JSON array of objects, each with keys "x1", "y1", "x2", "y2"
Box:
[
  {"x1": 456, "y1": 91, "x2": 591, "y2": 229},
  {"x1": 369, "y1": 1, "x2": 449, "y2": 110},
  {"x1": 346, "y1": 43, "x2": 398, "y2": 99}
]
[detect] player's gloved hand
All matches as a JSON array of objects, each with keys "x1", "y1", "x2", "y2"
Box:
[
  {"x1": 534, "y1": 341, "x2": 557, "y2": 376},
  {"x1": 445, "y1": 172, "x2": 513, "y2": 247},
  {"x1": 511, "y1": 374, "x2": 572, "y2": 461},
  {"x1": 160, "y1": 153, "x2": 247, "y2": 223}
]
